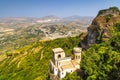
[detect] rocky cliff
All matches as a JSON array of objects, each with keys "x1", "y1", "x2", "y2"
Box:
[{"x1": 80, "y1": 7, "x2": 120, "y2": 49}]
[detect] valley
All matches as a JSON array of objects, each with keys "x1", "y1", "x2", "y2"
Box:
[{"x1": 0, "y1": 16, "x2": 93, "y2": 54}]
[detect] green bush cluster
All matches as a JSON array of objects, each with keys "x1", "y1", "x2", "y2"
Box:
[
  {"x1": 80, "y1": 23, "x2": 120, "y2": 80},
  {"x1": 63, "y1": 23, "x2": 120, "y2": 80},
  {"x1": 109, "y1": 7, "x2": 120, "y2": 12},
  {"x1": 106, "y1": 14, "x2": 113, "y2": 22}
]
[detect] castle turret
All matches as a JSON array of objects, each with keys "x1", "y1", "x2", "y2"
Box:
[
  {"x1": 73, "y1": 47, "x2": 82, "y2": 62},
  {"x1": 52, "y1": 48, "x2": 65, "y2": 66}
]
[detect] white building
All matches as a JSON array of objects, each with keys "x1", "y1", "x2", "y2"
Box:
[{"x1": 49, "y1": 47, "x2": 82, "y2": 79}]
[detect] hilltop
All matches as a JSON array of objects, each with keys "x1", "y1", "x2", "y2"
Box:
[{"x1": 80, "y1": 7, "x2": 120, "y2": 49}]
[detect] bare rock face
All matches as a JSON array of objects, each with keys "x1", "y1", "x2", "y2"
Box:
[{"x1": 80, "y1": 7, "x2": 120, "y2": 49}]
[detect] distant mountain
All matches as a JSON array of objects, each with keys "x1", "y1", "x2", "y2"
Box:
[
  {"x1": 41, "y1": 15, "x2": 61, "y2": 20},
  {"x1": 0, "y1": 16, "x2": 93, "y2": 54},
  {"x1": 0, "y1": 16, "x2": 93, "y2": 25},
  {"x1": 63, "y1": 15, "x2": 93, "y2": 22},
  {"x1": 64, "y1": 15, "x2": 92, "y2": 19},
  {"x1": 35, "y1": 15, "x2": 61, "y2": 23}
]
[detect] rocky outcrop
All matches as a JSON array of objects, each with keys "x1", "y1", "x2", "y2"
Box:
[{"x1": 80, "y1": 7, "x2": 120, "y2": 49}]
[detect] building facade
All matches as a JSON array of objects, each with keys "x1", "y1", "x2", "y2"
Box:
[{"x1": 49, "y1": 47, "x2": 82, "y2": 79}]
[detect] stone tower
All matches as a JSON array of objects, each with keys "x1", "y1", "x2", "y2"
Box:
[
  {"x1": 50, "y1": 48, "x2": 65, "y2": 75},
  {"x1": 52, "y1": 48, "x2": 65, "y2": 65},
  {"x1": 73, "y1": 47, "x2": 82, "y2": 62}
]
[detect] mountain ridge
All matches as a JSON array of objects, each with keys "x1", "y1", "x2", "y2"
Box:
[{"x1": 80, "y1": 7, "x2": 120, "y2": 49}]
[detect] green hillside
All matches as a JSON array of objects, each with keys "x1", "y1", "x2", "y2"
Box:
[
  {"x1": 0, "y1": 34, "x2": 81, "y2": 80},
  {"x1": 0, "y1": 23, "x2": 120, "y2": 80},
  {"x1": 63, "y1": 22, "x2": 120, "y2": 80}
]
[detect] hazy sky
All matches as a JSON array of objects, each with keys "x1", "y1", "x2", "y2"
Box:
[{"x1": 0, "y1": 0, "x2": 120, "y2": 17}]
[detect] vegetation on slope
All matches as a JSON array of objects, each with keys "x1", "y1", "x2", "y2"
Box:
[
  {"x1": 0, "y1": 23, "x2": 120, "y2": 80},
  {"x1": 98, "y1": 6, "x2": 120, "y2": 16},
  {"x1": 80, "y1": 23, "x2": 120, "y2": 80},
  {"x1": 0, "y1": 34, "x2": 81, "y2": 80},
  {"x1": 0, "y1": 16, "x2": 120, "y2": 80}
]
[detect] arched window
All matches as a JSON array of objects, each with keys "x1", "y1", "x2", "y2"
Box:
[
  {"x1": 58, "y1": 54, "x2": 61, "y2": 59},
  {"x1": 76, "y1": 56, "x2": 77, "y2": 59}
]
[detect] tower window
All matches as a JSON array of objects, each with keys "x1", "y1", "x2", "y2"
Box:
[
  {"x1": 76, "y1": 56, "x2": 77, "y2": 59},
  {"x1": 78, "y1": 56, "x2": 80, "y2": 59},
  {"x1": 58, "y1": 54, "x2": 61, "y2": 59}
]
